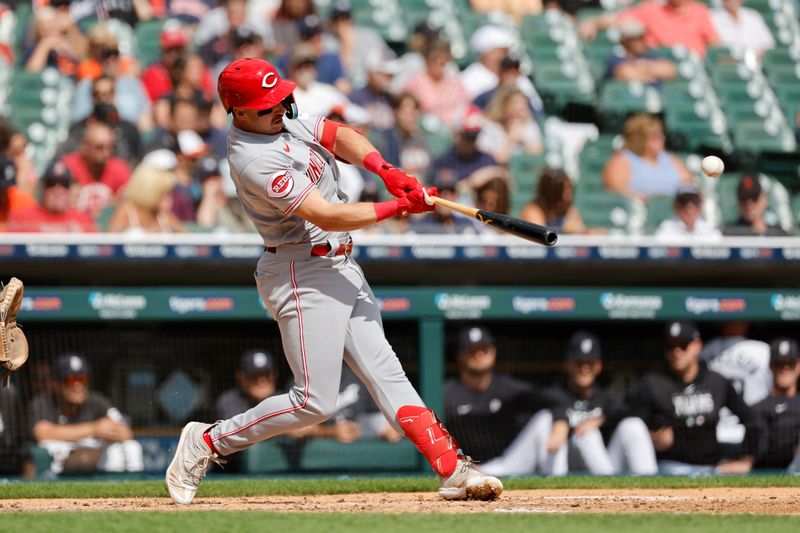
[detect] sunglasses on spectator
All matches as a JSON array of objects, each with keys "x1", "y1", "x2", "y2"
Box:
[
  {"x1": 676, "y1": 194, "x2": 701, "y2": 207},
  {"x1": 100, "y1": 48, "x2": 120, "y2": 60},
  {"x1": 43, "y1": 177, "x2": 72, "y2": 188},
  {"x1": 63, "y1": 374, "x2": 89, "y2": 386}
]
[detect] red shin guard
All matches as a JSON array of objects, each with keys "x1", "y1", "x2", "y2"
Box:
[{"x1": 396, "y1": 405, "x2": 459, "y2": 477}]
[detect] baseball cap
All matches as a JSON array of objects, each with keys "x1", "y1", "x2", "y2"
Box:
[
  {"x1": 413, "y1": 20, "x2": 442, "y2": 40},
  {"x1": 194, "y1": 156, "x2": 221, "y2": 182},
  {"x1": 675, "y1": 182, "x2": 702, "y2": 205},
  {"x1": 142, "y1": 149, "x2": 178, "y2": 170},
  {"x1": 737, "y1": 175, "x2": 762, "y2": 202},
  {"x1": 0, "y1": 155, "x2": 16, "y2": 188},
  {"x1": 55, "y1": 353, "x2": 91, "y2": 379},
  {"x1": 565, "y1": 331, "x2": 602, "y2": 361},
  {"x1": 177, "y1": 130, "x2": 208, "y2": 158},
  {"x1": 231, "y1": 26, "x2": 260, "y2": 48},
  {"x1": 42, "y1": 161, "x2": 74, "y2": 188},
  {"x1": 456, "y1": 105, "x2": 483, "y2": 135},
  {"x1": 290, "y1": 43, "x2": 318, "y2": 67},
  {"x1": 618, "y1": 19, "x2": 646, "y2": 40},
  {"x1": 160, "y1": 27, "x2": 188, "y2": 49},
  {"x1": 470, "y1": 25, "x2": 514, "y2": 55},
  {"x1": 665, "y1": 320, "x2": 701, "y2": 345},
  {"x1": 770, "y1": 337, "x2": 799, "y2": 364},
  {"x1": 298, "y1": 14, "x2": 323, "y2": 40},
  {"x1": 240, "y1": 349, "x2": 276, "y2": 375},
  {"x1": 330, "y1": 0, "x2": 352, "y2": 20},
  {"x1": 458, "y1": 326, "x2": 495, "y2": 353},
  {"x1": 91, "y1": 102, "x2": 121, "y2": 125}
]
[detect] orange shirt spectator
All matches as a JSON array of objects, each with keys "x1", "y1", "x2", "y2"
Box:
[
  {"x1": 620, "y1": 0, "x2": 719, "y2": 57},
  {"x1": 8, "y1": 164, "x2": 96, "y2": 232},
  {"x1": 0, "y1": 156, "x2": 37, "y2": 230}
]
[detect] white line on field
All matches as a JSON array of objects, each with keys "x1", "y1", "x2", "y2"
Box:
[{"x1": 542, "y1": 496, "x2": 689, "y2": 501}]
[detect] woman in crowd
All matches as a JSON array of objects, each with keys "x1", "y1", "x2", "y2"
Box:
[
  {"x1": 520, "y1": 167, "x2": 586, "y2": 234},
  {"x1": 603, "y1": 113, "x2": 693, "y2": 201},
  {"x1": 477, "y1": 86, "x2": 543, "y2": 165},
  {"x1": 107, "y1": 165, "x2": 185, "y2": 233}
]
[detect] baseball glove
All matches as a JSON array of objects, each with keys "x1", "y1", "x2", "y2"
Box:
[{"x1": 1, "y1": 277, "x2": 28, "y2": 387}]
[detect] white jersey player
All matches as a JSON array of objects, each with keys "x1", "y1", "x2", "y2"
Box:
[{"x1": 166, "y1": 58, "x2": 502, "y2": 504}]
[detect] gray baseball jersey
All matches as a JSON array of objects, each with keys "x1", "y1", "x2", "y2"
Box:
[
  {"x1": 226, "y1": 113, "x2": 350, "y2": 247},
  {"x1": 209, "y1": 114, "x2": 426, "y2": 457}
]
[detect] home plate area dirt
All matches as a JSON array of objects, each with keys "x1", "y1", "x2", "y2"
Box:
[{"x1": 1, "y1": 488, "x2": 798, "y2": 514}]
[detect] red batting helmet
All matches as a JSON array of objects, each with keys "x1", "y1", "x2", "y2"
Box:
[{"x1": 217, "y1": 58, "x2": 298, "y2": 118}]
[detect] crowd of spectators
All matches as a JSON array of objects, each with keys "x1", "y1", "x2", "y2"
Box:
[{"x1": 0, "y1": 0, "x2": 793, "y2": 236}]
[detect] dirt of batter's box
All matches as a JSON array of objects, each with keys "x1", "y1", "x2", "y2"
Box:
[{"x1": 1, "y1": 488, "x2": 798, "y2": 514}]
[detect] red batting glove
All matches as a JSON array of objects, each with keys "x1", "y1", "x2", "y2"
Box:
[
  {"x1": 363, "y1": 151, "x2": 423, "y2": 197},
  {"x1": 374, "y1": 187, "x2": 438, "y2": 222}
]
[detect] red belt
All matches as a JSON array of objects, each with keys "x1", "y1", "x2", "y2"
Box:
[{"x1": 266, "y1": 241, "x2": 353, "y2": 257}]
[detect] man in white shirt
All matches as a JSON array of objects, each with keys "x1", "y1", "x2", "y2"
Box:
[
  {"x1": 711, "y1": 0, "x2": 774, "y2": 56},
  {"x1": 460, "y1": 25, "x2": 515, "y2": 99},
  {"x1": 655, "y1": 183, "x2": 722, "y2": 240}
]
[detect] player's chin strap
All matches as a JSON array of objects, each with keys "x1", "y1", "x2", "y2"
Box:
[
  {"x1": 281, "y1": 94, "x2": 298, "y2": 119},
  {"x1": 397, "y1": 405, "x2": 460, "y2": 477}
]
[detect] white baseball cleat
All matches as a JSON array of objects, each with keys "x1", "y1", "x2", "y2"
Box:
[
  {"x1": 438, "y1": 456, "x2": 503, "y2": 501},
  {"x1": 166, "y1": 422, "x2": 222, "y2": 505}
]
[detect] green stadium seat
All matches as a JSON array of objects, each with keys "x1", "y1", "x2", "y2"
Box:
[
  {"x1": 575, "y1": 189, "x2": 639, "y2": 232},
  {"x1": 134, "y1": 19, "x2": 166, "y2": 67},
  {"x1": 300, "y1": 439, "x2": 420, "y2": 471},
  {"x1": 757, "y1": 151, "x2": 800, "y2": 189},
  {"x1": 645, "y1": 195, "x2": 675, "y2": 234},
  {"x1": 508, "y1": 153, "x2": 549, "y2": 192}
]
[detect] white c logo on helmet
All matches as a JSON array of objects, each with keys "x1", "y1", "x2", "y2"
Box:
[{"x1": 261, "y1": 72, "x2": 277, "y2": 89}]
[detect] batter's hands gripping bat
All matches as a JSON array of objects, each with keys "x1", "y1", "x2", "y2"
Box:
[{"x1": 423, "y1": 191, "x2": 558, "y2": 246}]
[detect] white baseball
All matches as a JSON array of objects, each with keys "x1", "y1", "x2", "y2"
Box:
[{"x1": 701, "y1": 156, "x2": 724, "y2": 178}]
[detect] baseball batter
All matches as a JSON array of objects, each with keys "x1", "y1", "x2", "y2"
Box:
[{"x1": 166, "y1": 58, "x2": 502, "y2": 504}]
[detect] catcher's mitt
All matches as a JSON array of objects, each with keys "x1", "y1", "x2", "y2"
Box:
[{"x1": 1, "y1": 277, "x2": 28, "y2": 387}]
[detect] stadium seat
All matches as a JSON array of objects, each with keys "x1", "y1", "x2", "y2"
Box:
[
  {"x1": 644, "y1": 195, "x2": 675, "y2": 234},
  {"x1": 575, "y1": 189, "x2": 642, "y2": 233},
  {"x1": 134, "y1": 19, "x2": 166, "y2": 68}
]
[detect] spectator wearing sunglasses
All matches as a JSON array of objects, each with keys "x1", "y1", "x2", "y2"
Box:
[
  {"x1": 655, "y1": 182, "x2": 721, "y2": 240},
  {"x1": 7, "y1": 163, "x2": 96, "y2": 233},
  {"x1": 28, "y1": 353, "x2": 143, "y2": 476}
]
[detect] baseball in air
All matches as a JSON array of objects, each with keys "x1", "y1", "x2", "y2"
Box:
[{"x1": 701, "y1": 156, "x2": 724, "y2": 178}]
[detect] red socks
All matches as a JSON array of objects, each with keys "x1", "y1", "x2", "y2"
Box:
[
  {"x1": 396, "y1": 405, "x2": 459, "y2": 477},
  {"x1": 202, "y1": 429, "x2": 221, "y2": 455}
]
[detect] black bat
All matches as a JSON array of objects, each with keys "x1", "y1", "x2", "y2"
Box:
[{"x1": 431, "y1": 196, "x2": 558, "y2": 247}]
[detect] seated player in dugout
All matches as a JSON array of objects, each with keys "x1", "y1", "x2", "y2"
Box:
[
  {"x1": 167, "y1": 58, "x2": 502, "y2": 505},
  {"x1": 547, "y1": 331, "x2": 658, "y2": 475},
  {"x1": 628, "y1": 321, "x2": 759, "y2": 475},
  {"x1": 29, "y1": 353, "x2": 143, "y2": 476},
  {"x1": 444, "y1": 326, "x2": 567, "y2": 476},
  {"x1": 751, "y1": 338, "x2": 800, "y2": 472}
]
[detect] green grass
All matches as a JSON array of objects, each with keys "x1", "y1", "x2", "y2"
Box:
[
  {"x1": 3, "y1": 512, "x2": 797, "y2": 533},
  {"x1": 1, "y1": 474, "x2": 799, "y2": 499}
]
